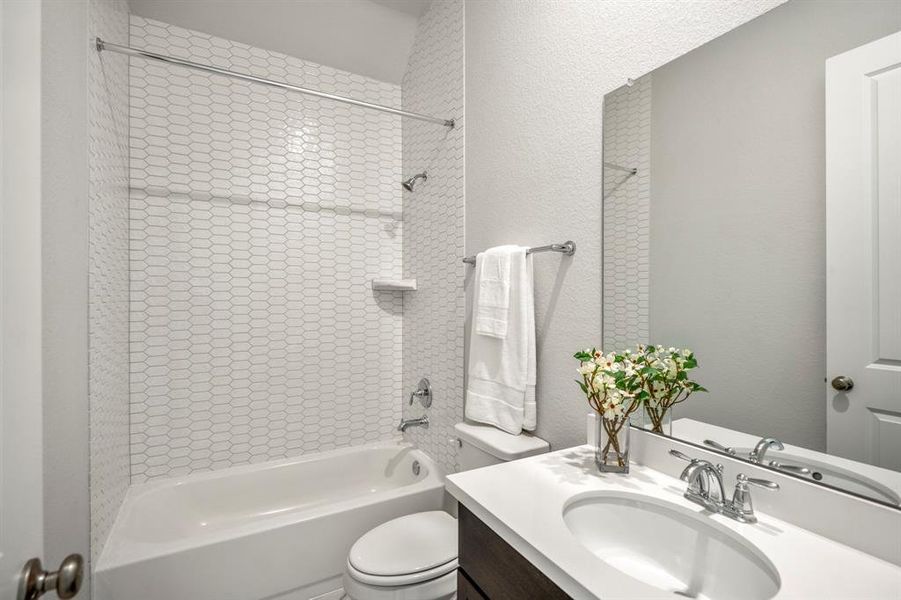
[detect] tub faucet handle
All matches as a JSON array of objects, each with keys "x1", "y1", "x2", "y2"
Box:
[{"x1": 408, "y1": 378, "x2": 432, "y2": 408}]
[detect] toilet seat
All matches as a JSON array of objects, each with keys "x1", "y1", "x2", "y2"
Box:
[
  {"x1": 346, "y1": 556, "x2": 458, "y2": 587},
  {"x1": 346, "y1": 511, "x2": 458, "y2": 586}
]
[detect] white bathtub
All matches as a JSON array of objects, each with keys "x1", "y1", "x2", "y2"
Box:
[{"x1": 94, "y1": 440, "x2": 445, "y2": 600}]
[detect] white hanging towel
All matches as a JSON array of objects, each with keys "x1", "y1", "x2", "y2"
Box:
[
  {"x1": 474, "y1": 248, "x2": 512, "y2": 338},
  {"x1": 466, "y1": 245, "x2": 536, "y2": 434}
]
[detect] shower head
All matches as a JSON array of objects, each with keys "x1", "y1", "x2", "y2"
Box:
[{"x1": 402, "y1": 172, "x2": 427, "y2": 192}]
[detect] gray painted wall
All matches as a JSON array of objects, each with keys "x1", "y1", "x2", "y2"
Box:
[
  {"x1": 464, "y1": 0, "x2": 785, "y2": 451},
  {"x1": 648, "y1": 0, "x2": 901, "y2": 450},
  {"x1": 41, "y1": 0, "x2": 91, "y2": 588}
]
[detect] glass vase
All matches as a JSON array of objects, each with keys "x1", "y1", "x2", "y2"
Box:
[
  {"x1": 595, "y1": 415, "x2": 630, "y2": 473},
  {"x1": 643, "y1": 403, "x2": 672, "y2": 436}
]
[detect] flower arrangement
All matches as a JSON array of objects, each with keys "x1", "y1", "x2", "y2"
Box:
[
  {"x1": 633, "y1": 345, "x2": 706, "y2": 434},
  {"x1": 575, "y1": 345, "x2": 706, "y2": 470},
  {"x1": 574, "y1": 348, "x2": 642, "y2": 470}
]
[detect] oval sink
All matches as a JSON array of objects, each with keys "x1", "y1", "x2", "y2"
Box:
[
  {"x1": 731, "y1": 448, "x2": 901, "y2": 506},
  {"x1": 563, "y1": 492, "x2": 780, "y2": 600}
]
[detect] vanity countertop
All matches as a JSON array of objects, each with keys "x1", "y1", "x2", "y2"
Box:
[{"x1": 446, "y1": 445, "x2": 901, "y2": 600}]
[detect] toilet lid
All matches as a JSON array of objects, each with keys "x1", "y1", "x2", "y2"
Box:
[{"x1": 348, "y1": 511, "x2": 458, "y2": 577}]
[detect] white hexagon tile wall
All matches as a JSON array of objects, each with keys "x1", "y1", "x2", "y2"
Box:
[
  {"x1": 128, "y1": 17, "x2": 406, "y2": 481},
  {"x1": 400, "y1": 0, "x2": 465, "y2": 476}
]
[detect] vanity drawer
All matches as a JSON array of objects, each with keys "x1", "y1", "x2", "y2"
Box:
[{"x1": 458, "y1": 505, "x2": 571, "y2": 600}]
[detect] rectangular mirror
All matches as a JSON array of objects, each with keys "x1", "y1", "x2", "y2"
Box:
[{"x1": 602, "y1": 0, "x2": 901, "y2": 508}]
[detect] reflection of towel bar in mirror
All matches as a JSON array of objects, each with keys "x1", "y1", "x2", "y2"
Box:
[
  {"x1": 462, "y1": 241, "x2": 576, "y2": 265},
  {"x1": 604, "y1": 161, "x2": 637, "y2": 175}
]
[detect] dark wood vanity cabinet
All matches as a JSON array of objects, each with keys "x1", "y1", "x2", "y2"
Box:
[{"x1": 457, "y1": 505, "x2": 571, "y2": 600}]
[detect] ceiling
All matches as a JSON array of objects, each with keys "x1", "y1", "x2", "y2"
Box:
[{"x1": 128, "y1": 0, "x2": 432, "y2": 84}]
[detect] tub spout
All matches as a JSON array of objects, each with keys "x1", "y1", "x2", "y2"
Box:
[{"x1": 397, "y1": 415, "x2": 429, "y2": 432}]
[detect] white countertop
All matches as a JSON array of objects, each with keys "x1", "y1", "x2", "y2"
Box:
[{"x1": 446, "y1": 445, "x2": 901, "y2": 600}]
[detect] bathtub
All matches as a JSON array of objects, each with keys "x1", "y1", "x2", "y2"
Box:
[{"x1": 94, "y1": 440, "x2": 445, "y2": 600}]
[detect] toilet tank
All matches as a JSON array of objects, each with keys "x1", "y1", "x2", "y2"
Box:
[{"x1": 454, "y1": 422, "x2": 550, "y2": 471}]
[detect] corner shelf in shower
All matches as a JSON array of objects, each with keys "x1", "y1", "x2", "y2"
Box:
[{"x1": 371, "y1": 279, "x2": 418, "y2": 292}]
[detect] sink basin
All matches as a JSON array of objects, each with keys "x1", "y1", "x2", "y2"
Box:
[
  {"x1": 563, "y1": 492, "x2": 780, "y2": 600},
  {"x1": 731, "y1": 448, "x2": 901, "y2": 506}
]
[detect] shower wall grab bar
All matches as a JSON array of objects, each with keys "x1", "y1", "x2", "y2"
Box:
[
  {"x1": 94, "y1": 38, "x2": 456, "y2": 129},
  {"x1": 462, "y1": 241, "x2": 576, "y2": 265}
]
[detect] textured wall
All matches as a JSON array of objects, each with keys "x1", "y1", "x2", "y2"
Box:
[
  {"x1": 400, "y1": 0, "x2": 465, "y2": 475},
  {"x1": 88, "y1": 0, "x2": 131, "y2": 560},
  {"x1": 602, "y1": 76, "x2": 652, "y2": 350},
  {"x1": 465, "y1": 0, "x2": 786, "y2": 451},
  {"x1": 646, "y1": 0, "x2": 901, "y2": 450},
  {"x1": 128, "y1": 17, "x2": 403, "y2": 481}
]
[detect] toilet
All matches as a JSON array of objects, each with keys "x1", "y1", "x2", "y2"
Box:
[{"x1": 342, "y1": 422, "x2": 550, "y2": 600}]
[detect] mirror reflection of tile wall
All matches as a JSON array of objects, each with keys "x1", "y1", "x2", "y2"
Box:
[{"x1": 602, "y1": 76, "x2": 651, "y2": 350}]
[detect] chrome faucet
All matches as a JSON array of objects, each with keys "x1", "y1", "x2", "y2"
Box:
[
  {"x1": 749, "y1": 437, "x2": 784, "y2": 463},
  {"x1": 704, "y1": 437, "x2": 811, "y2": 476},
  {"x1": 670, "y1": 449, "x2": 779, "y2": 523},
  {"x1": 671, "y1": 450, "x2": 726, "y2": 512},
  {"x1": 397, "y1": 415, "x2": 429, "y2": 432}
]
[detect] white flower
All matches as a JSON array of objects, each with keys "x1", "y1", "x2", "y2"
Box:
[
  {"x1": 577, "y1": 363, "x2": 595, "y2": 376},
  {"x1": 601, "y1": 397, "x2": 625, "y2": 419}
]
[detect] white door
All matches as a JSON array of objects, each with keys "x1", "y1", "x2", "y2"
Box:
[
  {"x1": 826, "y1": 31, "x2": 901, "y2": 471},
  {"x1": 1, "y1": 0, "x2": 45, "y2": 597},
  {"x1": 1, "y1": 3, "x2": 85, "y2": 599}
]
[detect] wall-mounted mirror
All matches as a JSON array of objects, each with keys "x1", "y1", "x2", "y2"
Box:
[{"x1": 602, "y1": 0, "x2": 901, "y2": 508}]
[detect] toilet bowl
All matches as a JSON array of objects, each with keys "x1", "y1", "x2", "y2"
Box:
[{"x1": 343, "y1": 422, "x2": 550, "y2": 600}]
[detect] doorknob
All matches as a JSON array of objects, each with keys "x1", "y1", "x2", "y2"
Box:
[
  {"x1": 831, "y1": 376, "x2": 854, "y2": 391},
  {"x1": 19, "y1": 554, "x2": 83, "y2": 600}
]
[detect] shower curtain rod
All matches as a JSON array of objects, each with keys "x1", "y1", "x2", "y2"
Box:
[{"x1": 95, "y1": 38, "x2": 456, "y2": 129}]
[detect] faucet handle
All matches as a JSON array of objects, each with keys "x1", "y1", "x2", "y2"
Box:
[
  {"x1": 738, "y1": 473, "x2": 780, "y2": 490},
  {"x1": 729, "y1": 473, "x2": 779, "y2": 524},
  {"x1": 703, "y1": 439, "x2": 737, "y2": 455},
  {"x1": 669, "y1": 449, "x2": 695, "y2": 462},
  {"x1": 408, "y1": 378, "x2": 432, "y2": 407}
]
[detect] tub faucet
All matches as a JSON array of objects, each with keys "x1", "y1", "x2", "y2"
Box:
[{"x1": 398, "y1": 415, "x2": 429, "y2": 432}]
